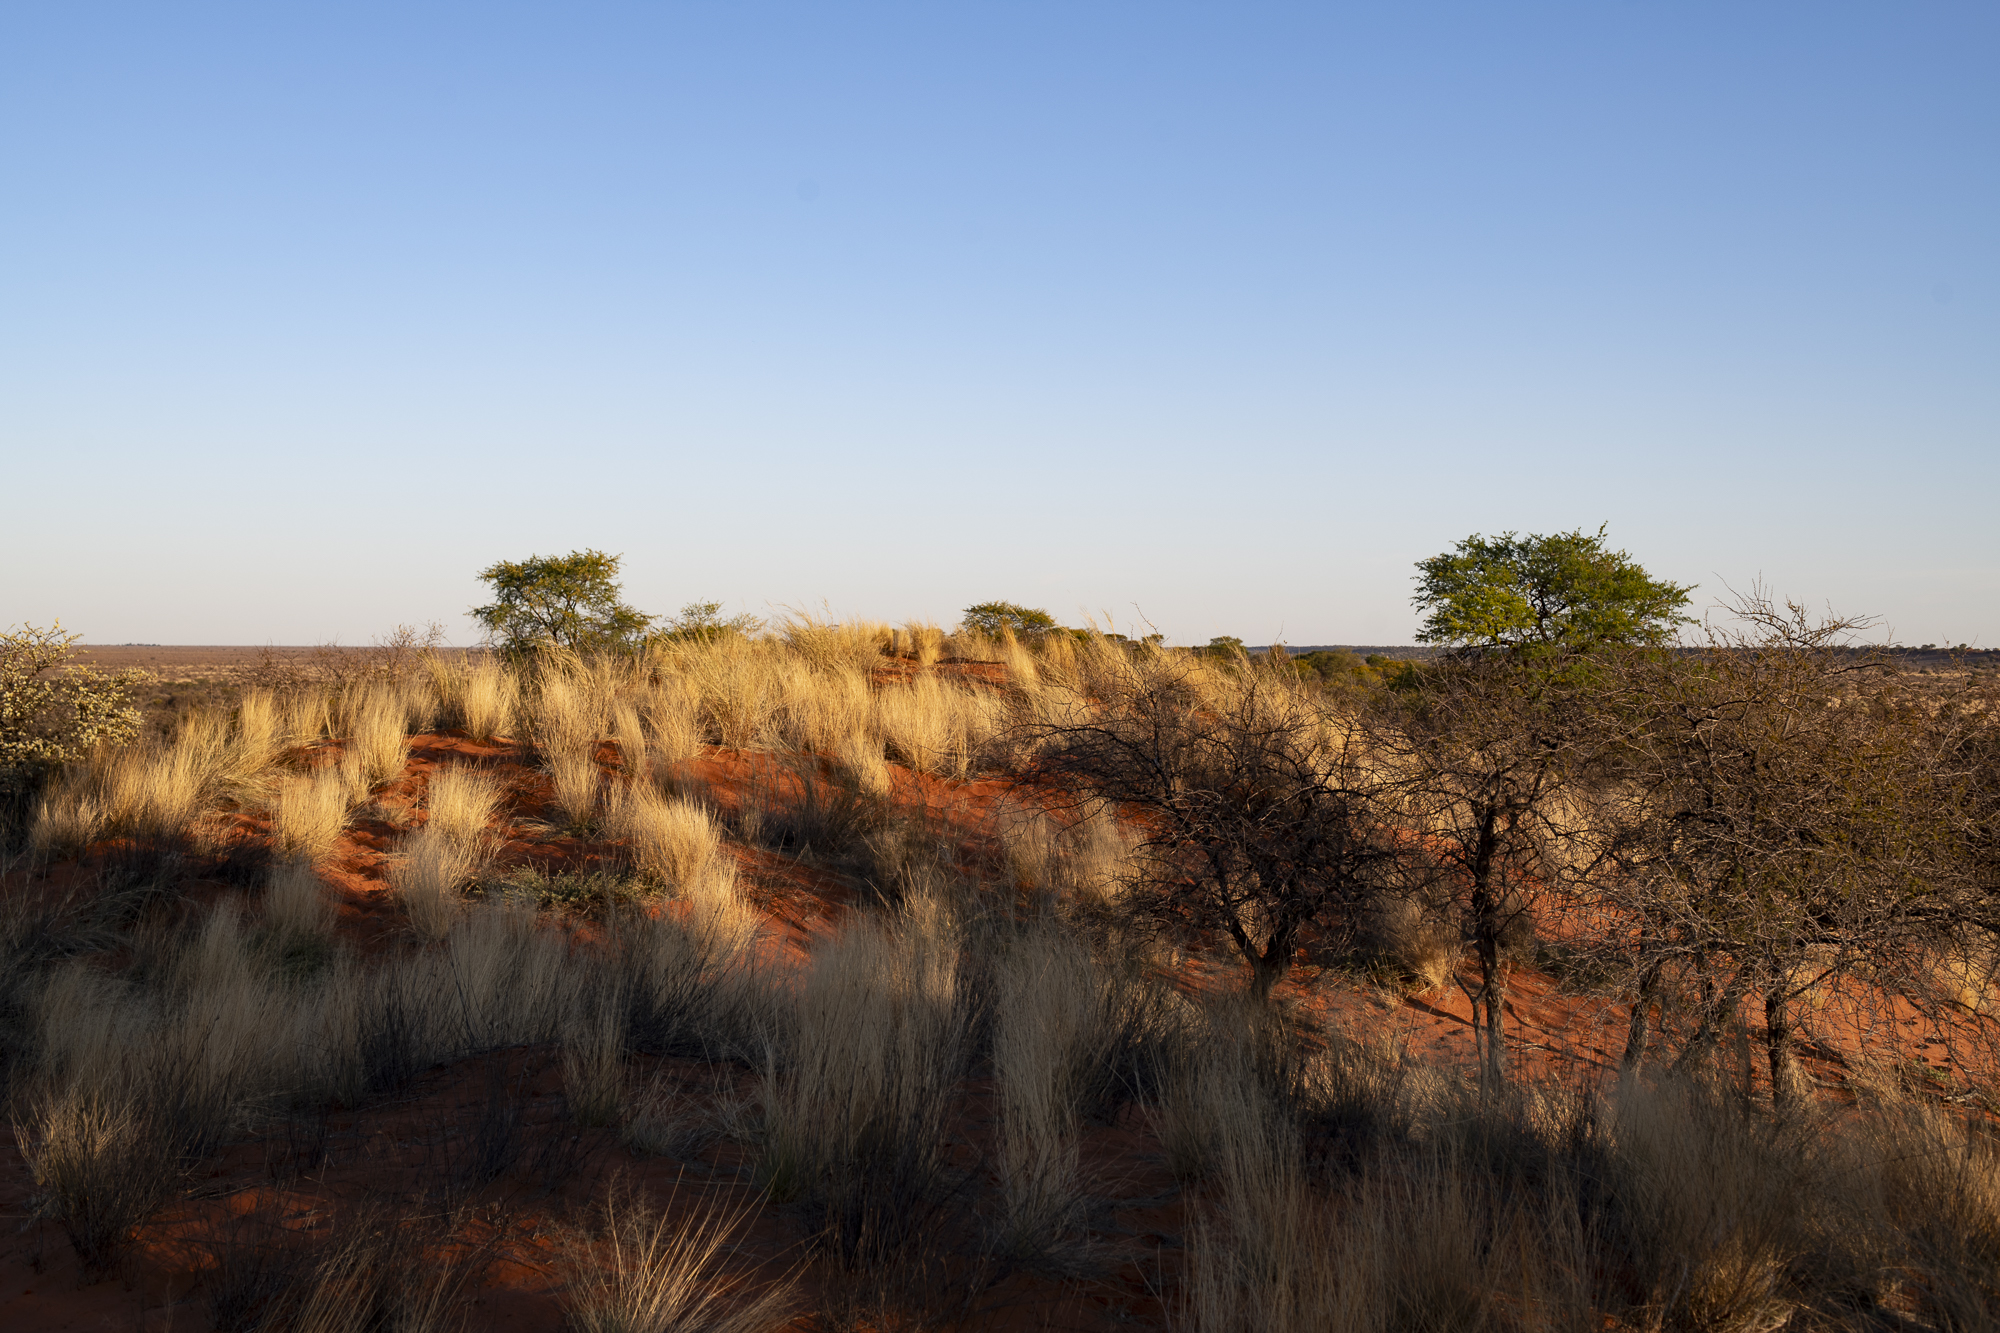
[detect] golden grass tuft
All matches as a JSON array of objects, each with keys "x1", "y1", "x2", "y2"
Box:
[
  {"x1": 605, "y1": 786, "x2": 722, "y2": 889},
  {"x1": 269, "y1": 767, "x2": 355, "y2": 863},
  {"x1": 388, "y1": 826, "x2": 483, "y2": 940},
  {"x1": 563, "y1": 1186, "x2": 798, "y2": 1333},
  {"x1": 424, "y1": 763, "x2": 505, "y2": 847},
  {"x1": 343, "y1": 691, "x2": 410, "y2": 791}
]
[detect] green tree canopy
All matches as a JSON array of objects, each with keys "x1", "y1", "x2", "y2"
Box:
[
  {"x1": 1412, "y1": 526, "x2": 1693, "y2": 659},
  {"x1": 959, "y1": 601, "x2": 1059, "y2": 639},
  {"x1": 471, "y1": 550, "x2": 653, "y2": 656}
]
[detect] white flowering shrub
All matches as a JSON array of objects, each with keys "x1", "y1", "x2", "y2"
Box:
[{"x1": 0, "y1": 623, "x2": 141, "y2": 794}]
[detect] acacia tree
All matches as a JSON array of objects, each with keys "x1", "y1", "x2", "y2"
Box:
[
  {"x1": 1392, "y1": 526, "x2": 1692, "y2": 1085},
  {"x1": 1590, "y1": 595, "x2": 1986, "y2": 1106},
  {"x1": 1022, "y1": 660, "x2": 1399, "y2": 1003},
  {"x1": 470, "y1": 550, "x2": 653, "y2": 658}
]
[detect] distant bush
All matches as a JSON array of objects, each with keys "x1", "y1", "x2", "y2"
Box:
[
  {"x1": 650, "y1": 600, "x2": 766, "y2": 646},
  {"x1": 0, "y1": 623, "x2": 140, "y2": 797},
  {"x1": 959, "y1": 601, "x2": 1058, "y2": 639}
]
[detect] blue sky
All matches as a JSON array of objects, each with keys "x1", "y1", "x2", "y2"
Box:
[{"x1": 3, "y1": 2, "x2": 1994, "y2": 646}]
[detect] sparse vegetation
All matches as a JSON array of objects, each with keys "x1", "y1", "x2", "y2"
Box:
[{"x1": 6, "y1": 559, "x2": 1998, "y2": 1328}]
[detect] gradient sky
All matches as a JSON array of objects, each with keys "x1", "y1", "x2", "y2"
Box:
[{"x1": 3, "y1": 2, "x2": 1994, "y2": 647}]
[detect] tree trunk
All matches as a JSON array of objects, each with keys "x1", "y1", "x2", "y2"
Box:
[
  {"x1": 1764, "y1": 989, "x2": 1802, "y2": 1112},
  {"x1": 1469, "y1": 812, "x2": 1508, "y2": 1087},
  {"x1": 1672, "y1": 967, "x2": 1754, "y2": 1075},
  {"x1": 1622, "y1": 960, "x2": 1663, "y2": 1071}
]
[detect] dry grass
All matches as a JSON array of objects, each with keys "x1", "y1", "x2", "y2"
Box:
[
  {"x1": 564, "y1": 1185, "x2": 798, "y2": 1333},
  {"x1": 992, "y1": 924, "x2": 1098, "y2": 1257},
  {"x1": 269, "y1": 767, "x2": 355, "y2": 862},
  {"x1": 388, "y1": 826, "x2": 483, "y2": 940},
  {"x1": 14, "y1": 1087, "x2": 183, "y2": 1279},
  {"x1": 872, "y1": 674, "x2": 1004, "y2": 777},
  {"x1": 562, "y1": 991, "x2": 629, "y2": 1128},
  {"x1": 424, "y1": 762, "x2": 505, "y2": 846},
  {"x1": 263, "y1": 858, "x2": 337, "y2": 941},
  {"x1": 759, "y1": 898, "x2": 970, "y2": 1269},
  {"x1": 605, "y1": 786, "x2": 723, "y2": 890},
  {"x1": 342, "y1": 690, "x2": 410, "y2": 791},
  {"x1": 455, "y1": 654, "x2": 517, "y2": 742},
  {"x1": 613, "y1": 702, "x2": 650, "y2": 784}
]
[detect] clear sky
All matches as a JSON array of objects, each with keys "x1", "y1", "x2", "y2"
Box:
[{"x1": 3, "y1": 2, "x2": 1994, "y2": 648}]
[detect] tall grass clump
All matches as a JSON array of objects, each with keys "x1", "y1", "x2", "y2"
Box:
[
  {"x1": 872, "y1": 675, "x2": 1005, "y2": 778},
  {"x1": 759, "y1": 898, "x2": 973, "y2": 1272},
  {"x1": 991, "y1": 924, "x2": 1098, "y2": 1257},
  {"x1": 15, "y1": 1087, "x2": 185, "y2": 1279},
  {"x1": 388, "y1": 827, "x2": 484, "y2": 940},
  {"x1": 341, "y1": 690, "x2": 410, "y2": 791},
  {"x1": 424, "y1": 763, "x2": 505, "y2": 846},
  {"x1": 263, "y1": 858, "x2": 337, "y2": 944},
  {"x1": 605, "y1": 785, "x2": 722, "y2": 890},
  {"x1": 454, "y1": 655, "x2": 517, "y2": 743},
  {"x1": 269, "y1": 767, "x2": 354, "y2": 863}
]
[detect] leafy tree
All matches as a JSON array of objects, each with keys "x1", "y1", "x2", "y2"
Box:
[
  {"x1": 1388, "y1": 525, "x2": 1688, "y2": 1084},
  {"x1": 1202, "y1": 635, "x2": 1247, "y2": 658},
  {"x1": 1, "y1": 623, "x2": 141, "y2": 796},
  {"x1": 471, "y1": 550, "x2": 653, "y2": 657},
  {"x1": 1414, "y1": 525, "x2": 1694, "y2": 660},
  {"x1": 959, "y1": 602, "x2": 1058, "y2": 639}
]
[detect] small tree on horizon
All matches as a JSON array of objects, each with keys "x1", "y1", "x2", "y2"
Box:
[
  {"x1": 1413, "y1": 525, "x2": 1695, "y2": 661},
  {"x1": 959, "y1": 602, "x2": 1059, "y2": 640},
  {"x1": 470, "y1": 550, "x2": 653, "y2": 658}
]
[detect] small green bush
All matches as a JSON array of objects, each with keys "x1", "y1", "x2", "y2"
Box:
[{"x1": 0, "y1": 623, "x2": 140, "y2": 796}]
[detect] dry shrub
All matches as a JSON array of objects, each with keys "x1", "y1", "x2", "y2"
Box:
[
  {"x1": 15, "y1": 1087, "x2": 183, "y2": 1279},
  {"x1": 269, "y1": 767, "x2": 353, "y2": 862},
  {"x1": 424, "y1": 763, "x2": 504, "y2": 846},
  {"x1": 564, "y1": 1185, "x2": 798, "y2": 1333},
  {"x1": 605, "y1": 786, "x2": 722, "y2": 889},
  {"x1": 264, "y1": 858, "x2": 337, "y2": 942},
  {"x1": 389, "y1": 827, "x2": 483, "y2": 940}
]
